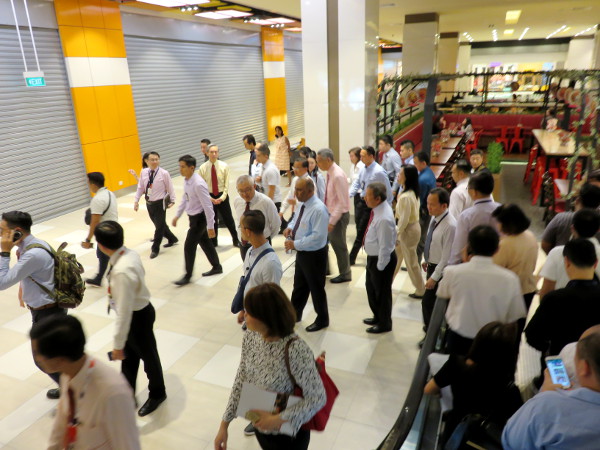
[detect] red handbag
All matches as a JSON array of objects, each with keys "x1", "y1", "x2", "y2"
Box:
[{"x1": 284, "y1": 338, "x2": 339, "y2": 431}]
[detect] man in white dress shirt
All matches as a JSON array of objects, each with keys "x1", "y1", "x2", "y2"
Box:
[
  {"x1": 254, "y1": 143, "x2": 282, "y2": 210},
  {"x1": 279, "y1": 158, "x2": 310, "y2": 228},
  {"x1": 95, "y1": 221, "x2": 166, "y2": 417},
  {"x1": 234, "y1": 175, "x2": 281, "y2": 260},
  {"x1": 363, "y1": 182, "x2": 397, "y2": 334},
  {"x1": 379, "y1": 135, "x2": 402, "y2": 187},
  {"x1": 32, "y1": 315, "x2": 140, "y2": 450},
  {"x1": 448, "y1": 159, "x2": 473, "y2": 221}
]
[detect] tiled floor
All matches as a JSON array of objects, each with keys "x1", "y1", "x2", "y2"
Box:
[{"x1": 0, "y1": 154, "x2": 424, "y2": 449}]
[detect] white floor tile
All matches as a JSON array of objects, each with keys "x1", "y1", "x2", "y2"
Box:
[
  {"x1": 154, "y1": 329, "x2": 199, "y2": 371},
  {"x1": 30, "y1": 224, "x2": 54, "y2": 235},
  {"x1": 119, "y1": 217, "x2": 134, "y2": 224},
  {"x1": 2, "y1": 313, "x2": 32, "y2": 335},
  {"x1": 0, "y1": 342, "x2": 39, "y2": 380},
  {"x1": 79, "y1": 297, "x2": 167, "y2": 318},
  {"x1": 0, "y1": 390, "x2": 56, "y2": 445},
  {"x1": 319, "y1": 331, "x2": 378, "y2": 375},
  {"x1": 193, "y1": 344, "x2": 241, "y2": 389},
  {"x1": 392, "y1": 296, "x2": 423, "y2": 322},
  {"x1": 194, "y1": 254, "x2": 242, "y2": 287},
  {"x1": 54, "y1": 229, "x2": 89, "y2": 243}
]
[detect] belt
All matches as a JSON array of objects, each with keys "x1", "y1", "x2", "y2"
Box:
[
  {"x1": 28, "y1": 302, "x2": 58, "y2": 311},
  {"x1": 146, "y1": 199, "x2": 165, "y2": 205}
]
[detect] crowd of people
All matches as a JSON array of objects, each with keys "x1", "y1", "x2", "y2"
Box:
[{"x1": 1, "y1": 126, "x2": 600, "y2": 449}]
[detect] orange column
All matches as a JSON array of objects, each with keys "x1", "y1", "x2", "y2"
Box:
[
  {"x1": 54, "y1": 0, "x2": 141, "y2": 192},
  {"x1": 261, "y1": 28, "x2": 288, "y2": 142}
]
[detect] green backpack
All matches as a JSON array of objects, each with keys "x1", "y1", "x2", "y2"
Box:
[{"x1": 26, "y1": 242, "x2": 86, "y2": 308}]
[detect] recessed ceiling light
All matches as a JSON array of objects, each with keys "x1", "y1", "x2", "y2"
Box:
[
  {"x1": 518, "y1": 27, "x2": 530, "y2": 40},
  {"x1": 195, "y1": 11, "x2": 230, "y2": 19},
  {"x1": 138, "y1": 0, "x2": 192, "y2": 7},
  {"x1": 504, "y1": 29, "x2": 514, "y2": 35},
  {"x1": 215, "y1": 9, "x2": 253, "y2": 18},
  {"x1": 505, "y1": 10, "x2": 521, "y2": 25}
]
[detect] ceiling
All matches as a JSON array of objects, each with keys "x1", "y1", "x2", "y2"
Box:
[{"x1": 232, "y1": 0, "x2": 600, "y2": 43}]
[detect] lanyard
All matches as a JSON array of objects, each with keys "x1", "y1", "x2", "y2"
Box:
[
  {"x1": 430, "y1": 211, "x2": 448, "y2": 234},
  {"x1": 107, "y1": 249, "x2": 126, "y2": 315},
  {"x1": 65, "y1": 359, "x2": 95, "y2": 449}
]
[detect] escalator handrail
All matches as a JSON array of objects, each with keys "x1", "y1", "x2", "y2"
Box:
[{"x1": 377, "y1": 296, "x2": 450, "y2": 450}]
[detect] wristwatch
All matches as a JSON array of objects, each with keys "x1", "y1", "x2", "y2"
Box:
[
  {"x1": 0, "y1": 252, "x2": 10, "y2": 258},
  {"x1": 85, "y1": 238, "x2": 91, "y2": 243}
]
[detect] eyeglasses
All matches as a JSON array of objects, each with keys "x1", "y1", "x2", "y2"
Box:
[{"x1": 237, "y1": 187, "x2": 253, "y2": 194}]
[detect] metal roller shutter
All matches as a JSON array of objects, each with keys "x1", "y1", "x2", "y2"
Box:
[
  {"x1": 0, "y1": 26, "x2": 89, "y2": 223},
  {"x1": 285, "y1": 49, "x2": 305, "y2": 141},
  {"x1": 124, "y1": 35, "x2": 268, "y2": 173}
]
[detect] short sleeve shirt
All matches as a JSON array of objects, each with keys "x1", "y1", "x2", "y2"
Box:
[{"x1": 90, "y1": 188, "x2": 118, "y2": 222}]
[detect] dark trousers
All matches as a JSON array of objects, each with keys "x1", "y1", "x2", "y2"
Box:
[
  {"x1": 255, "y1": 429, "x2": 310, "y2": 450},
  {"x1": 209, "y1": 194, "x2": 239, "y2": 246},
  {"x1": 366, "y1": 252, "x2": 397, "y2": 330},
  {"x1": 422, "y1": 263, "x2": 439, "y2": 331},
  {"x1": 184, "y1": 212, "x2": 220, "y2": 278},
  {"x1": 122, "y1": 303, "x2": 166, "y2": 399},
  {"x1": 147, "y1": 201, "x2": 177, "y2": 254},
  {"x1": 291, "y1": 246, "x2": 329, "y2": 326},
  {"x1": 416, "y1": 211, "x2": 431, "y2": 264},
  {"x1": 350, "y1": 198, "x2": 371, "y2": 262},
  {"x1": 446, "y1": 329, "x2": 474, "y2": 355},
  {"x1": 523, "y1": 292, "x2": 535, "y2": 311},
  {"x1": 93, "y1": 246, "x2": 110, "y2": 283},
  {"x1": 329, "y1": 211, "x2": 351, "y2": 278},
  {"x1": 31, "y1": 306, "x2": 67, "y2": 384}
]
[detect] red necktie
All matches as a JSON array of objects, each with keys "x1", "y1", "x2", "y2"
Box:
[
  {"x1": 291, "y1": 205, "x2": 305, "y2": 240},
  {"x1": 211, "y1": 164, "x2": 219, "y2": 196},
  {"x1": 324, "y1": 174, "x2": 329, "y2": 205},
  {"x1": 362, "y1": 210, "x2": 374, "y2": 248}
]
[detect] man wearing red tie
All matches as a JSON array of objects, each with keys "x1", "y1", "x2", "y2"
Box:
[{"x1": 198, "y1": 145, "x2": 240, "y2": 248}]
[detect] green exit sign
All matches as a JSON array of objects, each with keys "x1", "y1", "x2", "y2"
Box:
[{"x1": 23, "y1": 71, "x2": 46, "y2": 87}]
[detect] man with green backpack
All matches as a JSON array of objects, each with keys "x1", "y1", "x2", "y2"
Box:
[{"x1": 0, "y1": 211, "x2": 85, "y2": 400}]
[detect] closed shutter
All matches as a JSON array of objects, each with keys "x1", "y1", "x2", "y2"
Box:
[
  {"x1": 124, "y1": 35, "x2": 267, "y2": 173},
  {"x1": 285, "y1": 49, "x2": 305, "y2": 141},
  {"x1": 0, "y1": 26, "x2": 89, "y2": 222}
]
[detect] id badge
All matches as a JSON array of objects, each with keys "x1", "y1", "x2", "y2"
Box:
[
  {"x1": 147, "y1": 187, "x2": 153, "y2": 196},
  {"x1": 66, "y1": 424, "x2": 77, "y2": 448}
]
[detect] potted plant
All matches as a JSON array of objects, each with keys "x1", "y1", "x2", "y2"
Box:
[{"x1": 486, "y1": 141, "x2": 504, "y2": 200}]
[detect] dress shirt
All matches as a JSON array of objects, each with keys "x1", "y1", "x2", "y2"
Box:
[
  {"x1": 392, "y1": 154, "x2": 415, "y2": 194},
  {"x1": 324, "y1": 163, "x2": 350, "y2": 225},
  {"x1": 349, "y1": 161, "x2": 392, "y2": 204},
  {"x1": 48, "y1": 356, "x2": 140, "y2": 450},
  {"x1": 198, "y1": 160, "x2": 230, "y2": 200},
  {"x1": 395, "y1": 190, "x2": 419, "y2": 232},
  {"x1": 425, "y1": 211, "x2": 457, "y2": 282},
  {"x1": 448, "y1": 178, "x2": 472, "y2": 220},
  {"x1": 539, "y1": 237, "x2": 600, "y2": 289},
  {"x1": 0, "y1": 234, "x2": 54, "y2": 308},
  {"x1": 134, "y1": 167, "x2": 176, "y2": 203},
  {"x1": 381, "y1": 149, "x2": 402, "y2": 183},
  {"x1": 364, "y1": 201, "x2": 397, "y2": 270},
  {"x1": 107, "y1": 247, "x2": 151, "y2": 350},
  {"x1": 90, "y1": 187, "x2": 118, "y2": 222},
  {"x1": 437, "y1": 256, "x2": 526, "y2": 339},
  {"x1": 542, "y1": 212, "x2": 600, "y2": 248},
  {"x1": 175, "y1": 173, "x2": 215, "y2": 228},
  {"x1": 258, "y1": 160, "x2": 282, "y2": 203},
  {"x1": 233, "y1": 191, "x2": 281, "y2": 240},
  {"x1": 349, "y1": 161, "x2": 365, "y2": 186},
  {"x1": 251, "y1": 161, "x2": 262, "y2": 180},
  {"x1": 243, "y1": 241, "x2": 283, "y2": 296},
  {"x1": 310, "y1": 171, "x2": 326, "y2": 202},
  {"x1": 418, "y1": 166, "x2": 437, "y2": 208},
  {"x1": 492, "y1": 230, "x2": 538, "y2": 294},
  {"x1": 448, "y1": 197, "x2": 501, "y2": 264},
  {"x1": 280, "y1": 174, "x2": 309, "y2": 215},
  {"x1": 502, "y1": 388, "x2": 600, "y2": 450},
  {"x1": 286, "y1": 195, "x2": 329, "y2": 251}
]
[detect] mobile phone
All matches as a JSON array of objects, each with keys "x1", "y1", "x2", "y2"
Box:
[
  {"x1": 108, "y1": 351, "x2": 113, "y2": 361},
  {"x1": 545, "y1": 356, "x2": 571, "y2": 388},
  {"x1": 12, "y1": 231, "x2": 23, "y2": 242}
]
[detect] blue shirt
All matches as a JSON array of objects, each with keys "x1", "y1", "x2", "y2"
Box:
[
  {"x1": 418, "y1": 166, "x2": 437, "y2": 208},
  {"x1": 364, "y1": 201, "x2": 397, "y2": 270},
  {"x1": 310, "y1": 171, "x2": 326, "y2": 202},
  {"x1": 287, "y1": 195, "x2": 329, "y2": 251},
  {"x1": 381, "y1": 149, "x2": 402, "y2": 184},
  {"x1": 502, "y1": 388, "x2": 600, "y2": 450},
  {"x1": 349, "y1": 161, "x2": 392, "y2": 204},
  {"x1": 0, "y1": 234, "x2": 55, "y2": 308}
]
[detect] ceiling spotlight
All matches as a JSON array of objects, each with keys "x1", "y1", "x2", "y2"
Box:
[
  {"x1": 193, "y1": 6, "x2": 198, "y2": 10},
  {"x1": 186, "y1": 6, "x2": 192, "y2": 11},
  {"x1": 180, "y1": 7, "x2": 185, "y2": 11}
]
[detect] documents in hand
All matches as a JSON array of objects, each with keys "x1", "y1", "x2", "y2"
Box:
[{"x1": 236, "y1": 382, "x2": 301, "y2": 436}]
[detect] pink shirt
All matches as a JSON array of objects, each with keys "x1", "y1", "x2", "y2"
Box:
[
  {"x1": 325, "y1": 163, "x2": 350, "y2": 225},
  {"x1": 134, "y1": 167, "x2": 176, "y2": 203},
  {"x1": 176, "y1": 173, "x2": 215, "y2": 228}
]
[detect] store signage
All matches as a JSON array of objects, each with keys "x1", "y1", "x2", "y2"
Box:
[{"x1": 23, "y1": 71, "x2": 46, "y2": 87}]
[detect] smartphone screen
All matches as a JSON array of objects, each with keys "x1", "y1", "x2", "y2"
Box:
[{"x1": 546, "y1": 357, "x2": 571, "y2": 388}]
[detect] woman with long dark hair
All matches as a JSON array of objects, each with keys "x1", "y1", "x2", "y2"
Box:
[{"x1": 274, "y1": 126, "x2": 292, "y2": 185}]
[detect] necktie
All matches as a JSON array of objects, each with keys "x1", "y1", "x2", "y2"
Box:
[
  {"x1": 241, "y1": 202, "x2": 251, "y2": 246},
  {"x1": 291, "y1": 205, "x2": 305, "y2": 240},
  {"x1": 424, "y1": 219, "x2": 436, "y2": 263},
  {"x1": 324, "y1": 174, "x2": 329, "y2": 205},
  {"x1": 211, "y1": 164, "x2": 219, "y2": 196},
  {"x1": 145, "y1": 169, "x2": 155, "y2": 201},
  {"x1": 362, "y1": 210, "x2": 374, "y2": 248}
]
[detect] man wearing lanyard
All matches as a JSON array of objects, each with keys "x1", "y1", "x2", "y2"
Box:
[
  {"x1": 198, "y1": 145, "x2": 240, "y2": 248},
  {"x1": 284, "y1": 178, "x2": 330, "y2": 332},
  {"x1": 32, "y1": 315, "x2": 141, "y2": 449},
  {"x1": 133, "y1": 152, "x2": 178, "y2": 259},
  {"x1": 0, "y1": 211, "x2": 67, "y2": 400},
  {"x1": 173, "y1": 155, "x2": 222, "y2": 286},
  {"x1": 95, "y1": 221, "x2": 167, "y2": 417}
]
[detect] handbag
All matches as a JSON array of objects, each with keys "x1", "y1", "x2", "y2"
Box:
[
  {"x1": 230, "y1": 248, "x2": 275, "y2": 313},
  {"x1": 284, "y1": 338, "x2": 339, "y2": 431},
  {"x1": 84, "y1": 191, "x2": 112, "y2": 225}
]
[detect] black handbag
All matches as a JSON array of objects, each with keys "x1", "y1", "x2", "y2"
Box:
[
  {"x1": 231, "y1": 248, "x2": 275, "y2": 313},
  {"x1": 85, "y1": 191, "x2": 112, "y2": 225}
]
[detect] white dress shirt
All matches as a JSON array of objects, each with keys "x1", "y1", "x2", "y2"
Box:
[
  {"x1": 364, "y1": 201, "x2": 397, "y2": 270},
  {"x1": 280, "y1": 174, "x2": 309, "y2": 215},
  {"x1": 437, "y1": 256, "x2": 526, "y2": 339},
  {"x1": 243, "y1": 241, "x2": 283, "y2": 296},
  {"x1": 134, "y1": 167, "x2": 176, "y2": 204},
  {"x1": 48, "y1": 356, "x2": 140, "y2": 450},
  {"x1": 90, "y1": 187, "x2": 118, "y2": 222},
  {"x1": 349, "y1": 161, "x2": 392, "y2": 205},
  {"x1": 258, "y1": 160, "x2": 282, "y2": 203},
  {"x1": 350, "y1": 161, "x2": 365, "y2": 186},
  {"x1": 425, "y1": 210, "x2": 457, "y2": 282},
  {"x1": 198, "y1": 159, "x2": 231, "y2": 200},
  {"x1": 310, "y1": 170, "x2": 326, "y2": 202},
  {"x1": 540, "y1": 237, "x2": 600, "y2": 289},
  {"x1": 176, "y1": 173, "x2": 215, "y2": 228},
  {"x1": 233, "y1": 191, "x2": 281, "y2": 240},
  {"x1": 448, "y1": 178, "x2": 472, "y2": 221},
  {"x1": 107, "y1": 247, "x2": 151, "y2": 350}
]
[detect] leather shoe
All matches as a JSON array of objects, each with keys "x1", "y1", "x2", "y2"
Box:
[
  {"x1": 150, "y1": 252, "x2": 158, "y2": 259},
  {"x1": 366, "y1": 325, "x2": 392, "y2": 334},
  {"x1": 401, "y1": 267, "x2": 408, "y2": 272},
  {"x1": 330, "y1": 275, "x2": 352, "y2": 284},
  {"x1": 408, "y1": 293, "x2": 424, "y2": 299},
  {"x1": 363, "y1": 317, "x2": 378, "y2": 325},
  {"x1": 138, "y1": 395, "x2": 166, "y2": 417},
  {"x1": 173, "y1": 276, "x2": 191, "y2": 286},
  {"x1": 163, "y1": 240, "x2": 179, "y2": 248},
  {"x1": 306, "y1": 322, "x2": 328, "y2": 332},
  {"x1": 349, "y1": 258, "x2": 356, "y2": 266},
  {"x1": 46, "y1": 388, "x2": 60, "y2": 399},
  {"x1": 202, "y1": 266, "x2": 223, "y2": 277},
  {"x1": 85, "y1": 278, "x2": 101, "y2": 287}
]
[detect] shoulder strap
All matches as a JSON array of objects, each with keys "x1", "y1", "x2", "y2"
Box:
[
  {"x1": 24, "y1": 243, "x2": 56, "y2": 299},
  {"x1": 243, "y1": 248, "x2": 275, "y2": 282},
  {"x1": 284, "y1": 337, "x2": 300, "y2": 387},
  {"x1": 102, "y1": 191, "x2": 112, "y2": 216}
]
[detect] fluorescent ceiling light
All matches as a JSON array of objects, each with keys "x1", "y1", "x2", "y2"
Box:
[
  {"x1": 248, "y1": 19, "x2": 277, "y2": 25},
  {"x1": 505, "y1": 10, "x2": 521, "y2": 25},
  {"x1": 504, "y1": 29, "x2": 514, "y2": 35},
  {"x1": 546, "y1": 25, "x2": 566, "y2": 39},
  {"x1": 575, "y1": 25, "x2": 597, "y2": 37},
  {"x1": 195, "y1": 11, "x2": 230, "y2": 19},
  {"x1": 217, "y1": 9, "x2": 253, "y2": 18},
  {"x1": 492, "y1": 29, "x2": 498, "y2": 41},
  {"x1": 137, "y1": 0, "x2": 192, "y2": 6},
  {"x1": 286, "y1": 27, "x2": 302, "y2": 32},
  {"x1": 270, "y1": 17, "x2": 295, "y2": 24},
  {"x1": 518, "y1": 27, "x2": 530, "y2": 40}
]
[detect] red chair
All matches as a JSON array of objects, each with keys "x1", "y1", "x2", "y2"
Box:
[
  {"x1": 495, "y1": 126, "x2": 511, "y2": 152},
  {"x1": 523, "y1": 145, "x2": 538, "y2": 184},
  {"x1": 465, "y1": 130, "x2": 483, "y2": 159},
  {"x1": 531, "y1": 157, "x2": 561, "y2": 205},
  {"x1": 509, "y1": 126, "x2": 525, "y2": 154}
]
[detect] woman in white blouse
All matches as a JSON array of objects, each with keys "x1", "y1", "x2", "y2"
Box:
[
  {"x1": 215, "y1": 283, "x2": 326, "y2": 450},
  {"x1": 394, "y1": 165, "x2": 425, "y2": 297},
  {"x1": 348, "y1": 147, "x2": 365, "y2": 225}
]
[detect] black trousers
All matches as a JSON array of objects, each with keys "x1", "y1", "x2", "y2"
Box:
[
  {"x1": 291, "y1": 246, "x2": 329, "y2": 326},
  {"x1": 122, "y1": 303, "x2": 166, "y2": 400},
  {"x1": 446, "y1": 329, "x2": 474, "y2": 355},
  {"x1": 349, "y1": 197, "x2": 371, "y2": 262},
  {"x1": 416, "y1": 210, "x2": 431, "y2": 264},
  {"x1": 93, "y1": 246, "x2": 110, "y2": 283},
  {"x1": 366, "y1": 252, "x2": 397, "y2": 330},
  {"x1": 184, "y1": 212, "x2": 220, "y2": 278},
  {"x1": 422, "y1": 263, "x2": 439, "y2": 332},
  {"x1": 147, "y1": 201, "x2": 177, "y2": 254},
  {"x1": 255, "y1": 429, "x2": 310, "y2": 450},
  {"x1": 31, "y1": 306, "x2": 67, "y2": 384},
  {"x1": 209, "y1": 194, "x2": 239, "y2": 246}
]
